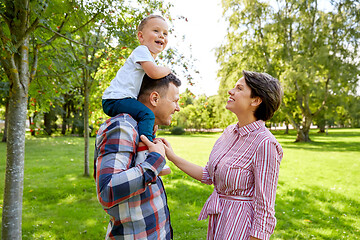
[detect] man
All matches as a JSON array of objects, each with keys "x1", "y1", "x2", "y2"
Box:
[{"x1": 94, "y1": 73, "x2": 181, "y2": 240}]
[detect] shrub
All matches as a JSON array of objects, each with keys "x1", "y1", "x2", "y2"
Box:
[{"x1": 171, "y1": 126, "x2": 185, "y2": 135}]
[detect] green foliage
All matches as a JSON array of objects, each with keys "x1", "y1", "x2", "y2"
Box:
[
  {"x1": 0, "y1": 0, "x2": 178, "y2": 136},
  {"x1": 174, "y1": 92, "x2": 230, "y2": 130},
  {"x1": 0, "y1": 129, "x2": 360, "y2": 239},
  {"x1": 170, "y1": 126, "x2": 185, "y2": 135},
  {"x1": 217, "y1": 0, "x2": 360, "y2": 140}
]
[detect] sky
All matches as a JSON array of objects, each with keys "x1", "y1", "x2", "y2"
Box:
[
  {"x1": 163, "y1": 0, "x2": 227, "y2": 96},
  {"x1": 163, "y1": 0, "x2": 339, "y2": 96}
]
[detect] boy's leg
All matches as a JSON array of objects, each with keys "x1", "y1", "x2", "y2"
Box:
[
  {"x1": 105, "y1": 98, "x2": 155, "y2": 141},
  {"x1": 104, "y1": 98, "x2": 170, "y2": 175},
  {"x1": 102, "y1": 99, "x2": 118, "y2": 117}
]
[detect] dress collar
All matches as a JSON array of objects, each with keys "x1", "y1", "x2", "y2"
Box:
[{"x1": 233, "y1": 120, "x2": 264, "y2": 137}]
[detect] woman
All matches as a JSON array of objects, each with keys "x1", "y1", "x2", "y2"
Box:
[{"x1": 142, "y1": 70, "x2": 283, "y2": 240}]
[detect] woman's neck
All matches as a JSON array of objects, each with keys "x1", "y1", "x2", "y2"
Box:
[{"x1": 236, "y1": 114, "x2": 257, "y2": 128}]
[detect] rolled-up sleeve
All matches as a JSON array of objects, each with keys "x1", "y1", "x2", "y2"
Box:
[
  {"x1": 201, "y1": 162, "x2": 213, "y2": 185},
  {"x1": 94, "y1": 117, "x2": 165, "y2": 209},
  {"x1": 250, "y1": 139, "x2": 282, "y2": 240}
]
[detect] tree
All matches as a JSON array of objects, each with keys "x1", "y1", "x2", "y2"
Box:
[
  {"x1": 0, "y1": 1, "x2": 38, "y2": 238},
  {"x1": 0, "y1": 0, "x2": 102, "y2": 237},
  {"x1": 1, "y1": 0, "x2": 179, "y2": 237},
  {"x1": 217, "y1": 0, "x2": 360, "y2": 142}
]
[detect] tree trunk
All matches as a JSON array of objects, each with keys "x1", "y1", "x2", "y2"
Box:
[
  {"x1": 70, "y1": 102, "x2": 76, "y2": 134},
  {"x1": 2, "y1": 90, "x2": 27, "y2": 240},
  {"x1": 2, "y1": 35, "x2": 30, "y2": 239},
  {"x1": 2, "y1": 100, "x2": 9, "y2": 142},
  {"x1": 284, "y1": 123, "x2": 289, "y2": 135},
  {"x1": 29, "y1": 116, "x2": 35, "y2": 136},
  {"x1": 61, "y1": 101, "x2": 67, "y2": 135},
  {"x1": 295, "y1": 128, "x2": 311, "y2": 142},
  {"x1": 83, "y1": 70, "x2": 90, "y2": 177},
  {"x1": 44, "y1": 109, "x2": 55, "y2": 136},
  {"x1": 318, "y1": 125, "x2": 325, "y2": 133},
  {"x1": 295, "y1": 118, "x2": 312, "y2": 142}
]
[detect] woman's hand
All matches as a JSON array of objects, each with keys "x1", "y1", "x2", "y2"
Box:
[
  {"x1": 155, "y1": 137, "x2": 177, "y2": 162},
  {"x1": 140, "y1": 135, "x2": 165, "y2": 157}
]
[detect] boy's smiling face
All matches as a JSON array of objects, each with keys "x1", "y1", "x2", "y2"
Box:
[{"x1": 137, "y1": 18, "x2": 169, "y2": 58}]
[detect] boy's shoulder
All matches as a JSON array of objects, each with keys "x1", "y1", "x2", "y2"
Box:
[{"x1": 132, "y1": 45, "x2": 150, "y2": 53}]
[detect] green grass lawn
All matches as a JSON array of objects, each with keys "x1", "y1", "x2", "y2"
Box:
[{"x1": 0, "y1": 128, "x2": 359, "y2": 239}]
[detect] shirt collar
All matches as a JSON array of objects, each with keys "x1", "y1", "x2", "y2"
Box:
[{"x1": 233, "y1": 120, "x2": 264, "y2": 137}]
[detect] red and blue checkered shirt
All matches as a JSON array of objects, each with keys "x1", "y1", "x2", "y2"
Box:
[{"x1": 94, "y1": 114, "x2": 172, "y2": 240}]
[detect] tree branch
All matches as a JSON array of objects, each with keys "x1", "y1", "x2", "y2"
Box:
[
  {"x1": 0, "y1": 57, "x2": 12, "y2": 82},
  {"x1": 39, "y1": 25, "x2": 98, "y2": 48},
  {"x1": 9, "y1": 55, "x2": 20, "y2": 87},
  {"x1": 313, "y1": 76, "x2": 330, "y2": 117},
  {"x1": 294, "y1": 80, "x2": 305, "y2": 112},
  {"x1": 14, "y1": 18, "x2": 40, "y2": 50},
  {"x1": 0, "y1": 24, "x2": 11, "y2": 45},
  {"x1": 0, "y1": 12, "x2": 11, "y2": 26},
  {"x1": 39, "y1": 14, "x2": 70, "y2": 48},
  {"x1": 30, "y1": 45, "x2": 40, "y2": 83},
  {"x1": 35, "y1": 67, "x2": 81, "y2": 79},
  {"x1": 281, "y1": 102, "x2": 299, "y2": 131},
  {"x1": 90, "y1": 23, "x2": 103, "y2": 58},
  {"x1": 70, "y1": 12, "x2": 101, "y2": 34}
]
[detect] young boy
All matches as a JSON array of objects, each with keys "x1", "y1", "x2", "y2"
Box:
[{"x1": 102, "y1": 15, "x2": 171, "y2": 175}]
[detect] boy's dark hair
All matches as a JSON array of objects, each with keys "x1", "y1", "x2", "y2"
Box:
[
  {"x1": 138, "y1": 73, "x2": 181, "y2": 101},
  {"x1": 242, "y1": 70, "x2": 283, "y2": 121},
  {"x1": 138, "y1": 15, "x2": 166, "y2": 31}
]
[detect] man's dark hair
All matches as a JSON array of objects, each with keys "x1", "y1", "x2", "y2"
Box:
[
  {"x1": 138, "y1": 73, "x2": 181, "y2": 101},
  {"x1": 242, "y1": 70, "x2": 283, "y2": 121}
]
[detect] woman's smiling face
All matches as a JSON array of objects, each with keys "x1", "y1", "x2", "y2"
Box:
[{"x1": 226, "y1": 77, "x2": 256, "y2": 116}]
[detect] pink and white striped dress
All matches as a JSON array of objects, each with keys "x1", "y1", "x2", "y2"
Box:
[{"x1": 199, "y1": 120, "x2": 283, "y2": 240}]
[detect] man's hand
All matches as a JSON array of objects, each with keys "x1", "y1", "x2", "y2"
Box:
[{"x1": 140, "y1": 135, "x2": 165, "y2": 157}]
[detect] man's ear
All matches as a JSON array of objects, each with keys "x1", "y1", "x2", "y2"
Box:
[
  {"x1": 251, "y1": 96, "x2": 262, "y2": 107},
  {"x1": 149, "y1": 91, "x2": 160, "y2": 106}
]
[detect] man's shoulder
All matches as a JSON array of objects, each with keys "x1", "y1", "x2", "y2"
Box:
[{"x1": 98, "y1": 114, "x2": 138, "y2": 135}]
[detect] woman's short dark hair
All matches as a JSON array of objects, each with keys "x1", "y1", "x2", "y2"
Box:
[{"x1": 242, "y1": 70, "x2": 283, "y2": 121}]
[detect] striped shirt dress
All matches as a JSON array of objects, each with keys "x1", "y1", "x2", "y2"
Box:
[{"x1": 198, "y1": 120, "x2": 283, "y2": 240}]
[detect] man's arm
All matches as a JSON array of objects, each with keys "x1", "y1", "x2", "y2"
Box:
[{"x1": 94, "y1": 117, "x2": 166, "y2": 209}]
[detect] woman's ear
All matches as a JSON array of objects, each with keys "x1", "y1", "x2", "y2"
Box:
[
  {"x1": 149, "y1": 91, "x2": 160, "y2": 106},
  {"x1": 251, "y1": 96, "x2": 262, "y2": 107}
]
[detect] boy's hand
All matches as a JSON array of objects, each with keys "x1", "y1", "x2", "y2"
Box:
[
  {"x1": 140, "y1": 61, "x2": 171, "y2": 79},
  {"x1": 158, "y1": 166, "x2": 171, "y2": 176},
  {"x1": 140, "y1": 135, "x2": 165, "y2": 157},
  {"x1": 153, "y1": 125, "x2": 158, "y2": 136}
]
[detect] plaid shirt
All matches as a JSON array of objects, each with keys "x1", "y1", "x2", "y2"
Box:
[{"x1": 94, "y1": 114, "x2": 172, "y2": 240}]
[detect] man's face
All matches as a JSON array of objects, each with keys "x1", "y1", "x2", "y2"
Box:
[{"x1": 154, "y1": 83, "x2": 180, "y2": 126}]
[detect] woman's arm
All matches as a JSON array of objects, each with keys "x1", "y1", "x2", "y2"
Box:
[
  {"x1": 141, "y1": 136, "x2": 204, "y2": 181},
  {"x1": 250, "y1": 139, "x2": 282, "y2": 239}
]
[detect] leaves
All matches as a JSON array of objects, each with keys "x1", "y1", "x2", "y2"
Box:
[{"x1": 216, "y1": 0, "x2": 360, "y2": 139}]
